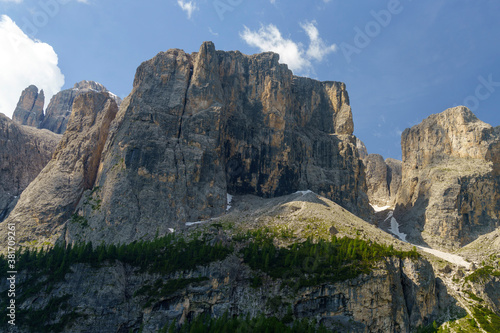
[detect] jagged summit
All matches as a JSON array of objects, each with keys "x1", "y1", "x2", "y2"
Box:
[
  {"x1": 1, "y1": 41, "x2": 369, "y2": 249},
  {"x1": 12, "y1": 80, "x2": 121, "y2": 134},
  {"x1": 72, "y1": 80, "x2": 108, "y2": 92},
  {"x1": 12, "y1": 85, "x2": 45, "y2": 127}
]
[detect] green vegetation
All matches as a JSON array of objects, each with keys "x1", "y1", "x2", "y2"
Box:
[
  {"x1": 240, "y1": 229, "x2": 419, "y2": 288},
  {"x1": 472, "y1": 305, "x2": 500, "y2": 332},
  {"x1": 70, "y1": 213, "x2": 89, "y2": 228},
  {"x1": 0, "y1": 234, "x2": 233, "y2": 331},
  {"x1": 464, "y1": 290, "x2": 484, "y2": 302},
  {"x1": 416, "y1": 321, "x2": 438, "y2": 333},
  {"x1": 158, "y1": 313, "x2": 330, "y2": 333},
  {"x1": 465, "y1": 266, "x2": 500, "y2": 284}
]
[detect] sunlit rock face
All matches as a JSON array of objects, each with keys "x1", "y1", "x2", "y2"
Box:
[{"x1": 395, "y1": 106, "x2": 500, "y2": 249}]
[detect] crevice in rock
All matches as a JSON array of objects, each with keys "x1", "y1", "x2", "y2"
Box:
[{"x1": 178, "y1": 62, "x2": 194, "y2": 140}]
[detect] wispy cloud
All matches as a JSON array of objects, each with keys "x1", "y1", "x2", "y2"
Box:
[
  {"x1": 240, "y1": 21, "x2": 337, "y2": 74},
  {"x1": 301, "y1": 20, "x2": 337, "y2": 62},
  {"x1": 177, "y1": 0, "x2": 198, "y2": 19},
  {"x1": 0, "y1": 0, "x2": 23, "y2": 3},
  {"x1": 0, "y1": 15, "x2": 64, "y2": 118}
]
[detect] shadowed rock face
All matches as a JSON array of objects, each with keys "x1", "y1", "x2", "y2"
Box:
[
  {"x1": 64, "y1": 41, "x2": 369, "y2": 245},
  {"x1": 12, "y1": 85, "x2": 45, "y2": 127},
  {"x1": 0, "y1": 113, "x2": 61, "y2": 221},
  {"x1": 0, "y1": 91, "x2": 118, "y2": 250},
  {"x1": 362, "y1": 153, "x2": 402, "y2": 207},
  {"x1": 395, "y1": 106, "x2": 500, "y2": 249}
]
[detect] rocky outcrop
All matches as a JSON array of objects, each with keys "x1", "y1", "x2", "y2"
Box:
[
  {"x1": 61, "y1": 41, "x2": 369, "y2": 246},
  {"x1": 0, "y1": 91, "x2": 118, "y2": 249},
  {"x1": 365, "y1": 154, "x2": 390, "y2": 206},
  {"x1": 364, "y1": 154, "x2": 402, "y2": 207},
  {"x1": 12, "y1": 85, "x2": 45, "y2": 127},
  {"x1": 386, "y1": 158, "x2": 402, "y2": 204},
  {"x1": 0, "y1": 113, "x2": 60, "y2": 221},
  {"x1": 41, "y1": 80, "x2": 121, "y2": 134},
  {"x1": 12, "y1": 81, "x2": 121, "y2": 135},
  {"x1": 394, "y1": 106, "x2": 500, "y2": 249},
  {"x1": 0, "y1": 253, "x2": 439, "y2": 333},
  {"x1": 356, "y1": 138, "x2": 368, "y2": 159}
]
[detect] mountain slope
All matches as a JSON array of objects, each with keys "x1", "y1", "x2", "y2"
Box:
[{"x1": 0, "y1": 113, "x2": 61, "y2": 221}]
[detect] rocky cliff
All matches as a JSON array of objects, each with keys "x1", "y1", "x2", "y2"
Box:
[
  {"x1": 363, "y1": 153, "x2": 402, "y2": 207},
  {"x1": 0, "y1": 112, "x2": 60, "y2": 221},
  {"x1": 59, "y1": 41, "x2": 370, "y2": 246},
  {"x1": 12, "y1": 85, "x2": 45, "y2": 127},
  {"x1": 0, "y1": 192, "x2": 442, "y2": 333},
  {"x1": 0, "y1": 91, "x2": 118, "y2": 249},
  {"x1": 41, "y1": 80, "x2": 121, "y2": 134},
  {"x1": 12, "y1": 81, "x2": 121, "y2": 134},
  {"x1": 394, "y1": 106, "x2": 500, "y2": 249}
]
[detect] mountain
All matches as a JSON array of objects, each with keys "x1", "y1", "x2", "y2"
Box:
[
  {"x1": 1, "y1": 192, "x2": 446, "y2": 332},
  {"x1": 394, "y1": 106, "x2": 500, "y2": 249},
  {"x1": 0, "y1": 112, "x2": 61, "y2": 221},
  {"x1": 12, "y1": 85, "x2": 45, "y2": 127},
  {"x1": 12, "y1": 80, "x2": 121, "y2": 134},
  {"x1": 1, "y1": 43, "x2": 500, "y2": 333},
  {"x1": 0, "y1": 90, "x2": 118, "y2": 248}
]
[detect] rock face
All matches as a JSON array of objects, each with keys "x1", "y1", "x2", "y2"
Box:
[
  {"x1": 356, "y1": 138, "x2": 368, "y2": 159},
  {"x1": 363, "y1": 154, "x2": 402, "y2": 207},
  {"x1": 12, "y1": 81, "x2": 121, "y2": 135},
  {"x1": 0, "y1": 91, "x2": 118, "y2": 249},
  {"x1": 0, "y1": 254, "x2": 438, "y2": 333},
  {"x1": 63, "y1": 41, "x2": 369, "y2": 245},
  {"x1": 12, "y1": 85, "x2": 45, "y2": 127},
  {"x1": 394, "y1": 106, "x2": 500, "y2": 249},
  {"x1": 386, "y1": 158, "x2": 402, "y2": 204},
  {"x1": 41, "y1": 80, "x2": 121, "y2": 134},
  {"x1": 0, "y1": 113, "x2": 60, "y2": 221}
]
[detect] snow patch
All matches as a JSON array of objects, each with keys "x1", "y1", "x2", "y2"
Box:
[
  {"x1": 168, "y1": 228, "x2": 175, "y2": 233},
  {"x1": 385, "y1": 211, "x2": 471, "y2": 268},
  {"x1": 385, "y1": 211, "x2": 407, "y2": 242},
  {"x1": 226, "y1": 194, "x2": 233, "y2": 211},
  {"x1": 416, "y1": 246, "x2": 471, "y2": 269},
  {"x1": 295, "y1": 190, "x2": 314, "y2": 196},
  {"x1": 185, "y1": 220, "x2": 208, "y2": 226},
  {"x1": 371, "y1": 204, "x2": 391, "y2": 212}
]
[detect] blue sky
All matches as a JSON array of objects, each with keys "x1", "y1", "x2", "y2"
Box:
[{"x1": 1, "y1": 0, "x2": 500, "y2": 160}]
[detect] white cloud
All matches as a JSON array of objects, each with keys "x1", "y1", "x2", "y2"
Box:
[
  {"x1": 241, "y1": 24, "x2": 310, "y2": 72},
  {"x1": 0, "y1": 0, "x2": 23, "y2": 3},
  {"x1": 177, "y1": 0, "x2": 198, "y2": 19},
  {"x1": 240, "y1": 21, "x2": 337, "y2": 74},
  {"x1": 0, "y1": 15, "x2": 64, "y2": 119},
  {"x1": 301, "y1": 21, "x2": 337, "y2": 62}
]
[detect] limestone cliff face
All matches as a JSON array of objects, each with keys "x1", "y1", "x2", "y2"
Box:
[
  {"x1": 12, "y1": 81, "x2": 121, "y2": 135},
  {"x1": 0, "y1": 113, "x2": 60, "y2": 221},
  {"x1": 12, "y1": 85, "x2": 45, "y2": 127},
  {"x1": 41, "y1": 80, "x2": 121, "y2": 134},
  {"x1": 0, "y1": 255, "x2": 438, "y2": 333},
  {"x1": 0, "y1": 91, "x2": 118, "y2": 249},
  {"x1": 65, "y1": 42, "x2": 369, "y2": 245},
  {"x1": 363, "y1": 154, "x2": 402, "y2": 207},
  {"x1": 394, "y1": 106, "x2": 500, "y2": 249}
]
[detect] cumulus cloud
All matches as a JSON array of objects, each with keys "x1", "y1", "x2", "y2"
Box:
[
  {"x1": 0, "y1": 15, "x2": 64, "y2": 119},
  {"x1": 240, "y1": 21, "x2": 337, "y2": 73},
  {"x1": 177, "y1": 0, "x2": 198, "y2": 19}
]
